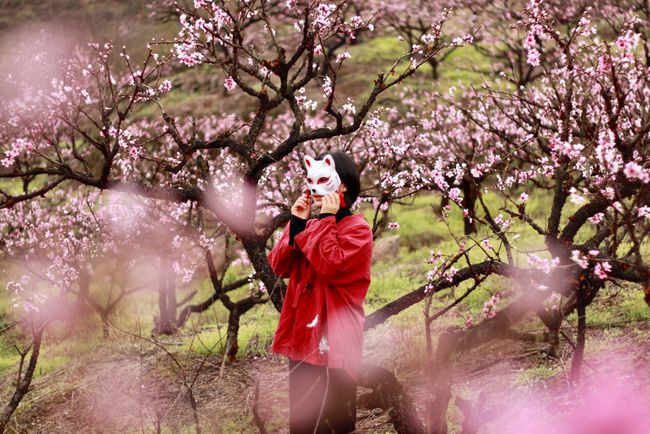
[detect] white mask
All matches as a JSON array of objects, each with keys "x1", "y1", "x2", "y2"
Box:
[{"x1": 303, "y1": 154, "x2": 341, "y2": 197}]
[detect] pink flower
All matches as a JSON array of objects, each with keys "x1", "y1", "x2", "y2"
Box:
[
  {"x1": 427, "y1": 250, "x2": 443, "y2": 265},
  {"x1": 128, "y1": 147, "x2": 140, "y2": 158},
  {"x1": 601, "y1": 187, "x2": 615, "y2": 200},
  {"x1": 589, "y1": 213, "x2": 604, "y2": 224},
  {"x1": 259, "y1": 281, "x2": 267, "y2": 293},
  {"x1": 571, "y1": 250, "x2": 589, "y2": 269},
  {"x1": 483, "y1": 294, "x2": 500, "y2": 319},
  {"x1": 444, "y1": 266, "x2": 458, "y2": 283},
  {"x1": 481, "y1": 239, "x2": 494, "y2": 251},
  {"x1": 158, "y1": 80, "x2": 172, "y2": 93},
  {"x1": 527, "y1": 254, "x2": 560, "y2": 274},
  {"x1": 321, "y1": 75, "x2": 333, "y2": 99},
  {"x1": 335, "y1": 51, "x2": 351, "y2": 63},
  {"x1": 638, "y1": 206, "x2": 650, "y2": 219},
  {"x1": 598, "y1": 55, "x2": 611, "y2": 72},
  {"x1": 449, "y1": 187, "x2": 462, "y2": 203},
  {"x1": 519, "y1": 192, "x2": 529, "y2": 202},
  {"x1": 548, "y1": 291, "x2": 561, "y2": 311},
  {"x1": 388, "y1": 222, "x2": 400, "y2": 230},
  {"x1": 623, "y1": 162, "x2": 649, "y2": 183},
  {"x1": 524, "y1": 32, "x2": 536, "y2": 49},
  {"x1": 527, "y1": 48, "x2": 541, "y2": 67},
  {"x1": 224, "y1": 76, "x2": 236, "y2": 92},
  {"x1": 595, "y1": 262, "x2": 612, "y2": 279},
  {"x1": 342, "y1": 102, "x2": 356, "y2": 116}
]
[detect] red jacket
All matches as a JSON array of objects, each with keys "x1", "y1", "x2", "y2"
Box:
[{"x1": 268, "y1": 212, "x2": 373, "y2": 380}]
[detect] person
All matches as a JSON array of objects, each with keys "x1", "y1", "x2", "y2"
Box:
[{"x1": 267, "y1": 151, "x2": 373, "y2": 433}]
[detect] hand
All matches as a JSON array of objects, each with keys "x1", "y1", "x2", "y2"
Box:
[
  {"x1": 291, "y1": 191, "x2": 311, "y2": 219},
  {"x1": 320, "y1": 191, "x2": 340, "y2": 214}
]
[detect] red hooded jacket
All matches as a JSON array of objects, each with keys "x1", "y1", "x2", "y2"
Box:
[{"x1": 268, "y1": 210, "x2": 373, "y2": 381}]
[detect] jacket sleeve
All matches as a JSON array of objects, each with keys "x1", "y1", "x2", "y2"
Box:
[
  {"x1": 267, "y1": 220, "x2": 301, "y2": 278},
  {"x1": 293, "y1": 215, "x2": 372, "y2": 282}
]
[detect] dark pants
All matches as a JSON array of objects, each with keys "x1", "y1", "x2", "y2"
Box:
[{"x1": 288, "y1": 359, "x2": 357, "y2": 434}]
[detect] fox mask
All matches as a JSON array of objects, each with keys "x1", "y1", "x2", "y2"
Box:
[{"x1": 303, "y1": 154, "x2": 342, "y2": 198}]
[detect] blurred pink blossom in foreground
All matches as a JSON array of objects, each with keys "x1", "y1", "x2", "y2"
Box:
[{"x1": 490, "y1": 354, "x2": 650, "y2": 434}]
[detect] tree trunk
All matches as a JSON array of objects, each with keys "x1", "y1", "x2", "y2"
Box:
[
  {"x1": 358, "y1": 364, "x2": 424, "y2": 434},
  {"x1": 428, "y1": 57, "x2": 440, "y2": 81},
  {"x1": 244, "y1": 240, "x2": 286, "y2": 312},
  {"x1": 427, "y1": 330, "x2": 456, "y2": 434},
  {"x1": 570, "y1": 280, "x2": 587, "y2": 383},
  {"x1": 0, "y1": 324, "x2": 44, "y2": 432},
  {"x1": 226, "y1": 309, "x2": 241, "y2": 362},
  {"x1": 461, "y1": 178, "x2": 478, "y2": 235},
  {"x1": 155, "y1": 255, "x2": 177, "y2": 335}
]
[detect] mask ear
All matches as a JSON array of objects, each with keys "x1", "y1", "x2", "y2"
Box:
[
  {"x1": 323, "y1": 154, "x2": 335, "y2": 169},
  {"x1": 303, "y1": 155, "x2": 314, "y2": 169}
]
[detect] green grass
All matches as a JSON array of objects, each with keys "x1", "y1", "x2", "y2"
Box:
[{"x1": 513, "y1": 364, "x2": 560, "y2": 386}]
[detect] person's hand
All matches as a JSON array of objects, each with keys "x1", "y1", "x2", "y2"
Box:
[
  {"x1": 320, "y1": 191, "x2": 340, "y2": 214},
  {"x1": 291, "y1": 190, "x2": 311, "y2": 219}
]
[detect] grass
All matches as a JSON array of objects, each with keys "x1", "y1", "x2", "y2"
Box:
[{"x1": 513, "y1": 365, "x2": 560, "y2": 386}]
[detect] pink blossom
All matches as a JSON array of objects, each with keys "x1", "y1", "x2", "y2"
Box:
[
  {"x1": 313, "y1": 3, "x2": 337, "y2": 33},
  {"x1": 594, "y1": 262, "x2": 612, "y2": 279},
  {"x1": 481, "y1": 238, "x2": 494, "y2": 251},
  {"x1": 548, "y1": 291, "x2": 561, "y2": 311},
  {"x1": 493, "y1": 214, "x2": 511, "y2": 230},
  {"x1": 598, "y1": 55, "x2": 611, "y2": 72},
  {"x1": 224, "y1": 77, "x2": 236, "y2": 92},
  {"x1": 638, "y1": 206, "x2": 650, "y2": 219},
  {"x1": 335, "y1": 51, "x2": 351, "y2": 63},
  {"x1": 519, "y1": 192, "x2": 529, "y2": 202},
  {"x1": 527, "y1": 48, "x2": 541, "y2": 66},
  {"x1": 524, "y1": 32, "x2": 536, "y2": 49},
  {"x1": 623, "y1": 161, "x2": 649, "y2": 183},
  {"x1": 427, "y1": 250, "x2": 443, "y2": 265},
  {"x1": 483, "y1": 294, "x2": 500, "y2": 319},
  {"x1": 444, "y1": 266, "x2": 458, "y2": 283},
  {"x1": 601, "y1": 187, "x2": 615, "y2": 200},
  {"x1": 342, "y1": 102, "x2": 356, "y2": 116},
  {"x1": 448, "y1": 187, "x2": 462, "y2": 203},
  {"x1": 588, "y1": 213, "x2": 604, "y2": 224},
  {"x1": 421, "y1": 33, "x2": 437, "y2": 45},
  {"x1": 527, "y1": 254, "x2": 560, "y2": 274},
  {"x1": 571, "y1": 250, "x2": 589, "y2": 269},
  {"x1": 158, "y1": 80, "x2": 172, "y2": 93},
  {"x1": 321, "y1": 75, "x2": 333, "y2": 99},
  {"x1": 388, "y1": 221, "x2": 400, "y2": 230}
]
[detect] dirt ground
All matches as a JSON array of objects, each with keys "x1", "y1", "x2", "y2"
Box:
[{"x1": 3, "y1": 322, "x2": 649, "y2": 433}]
